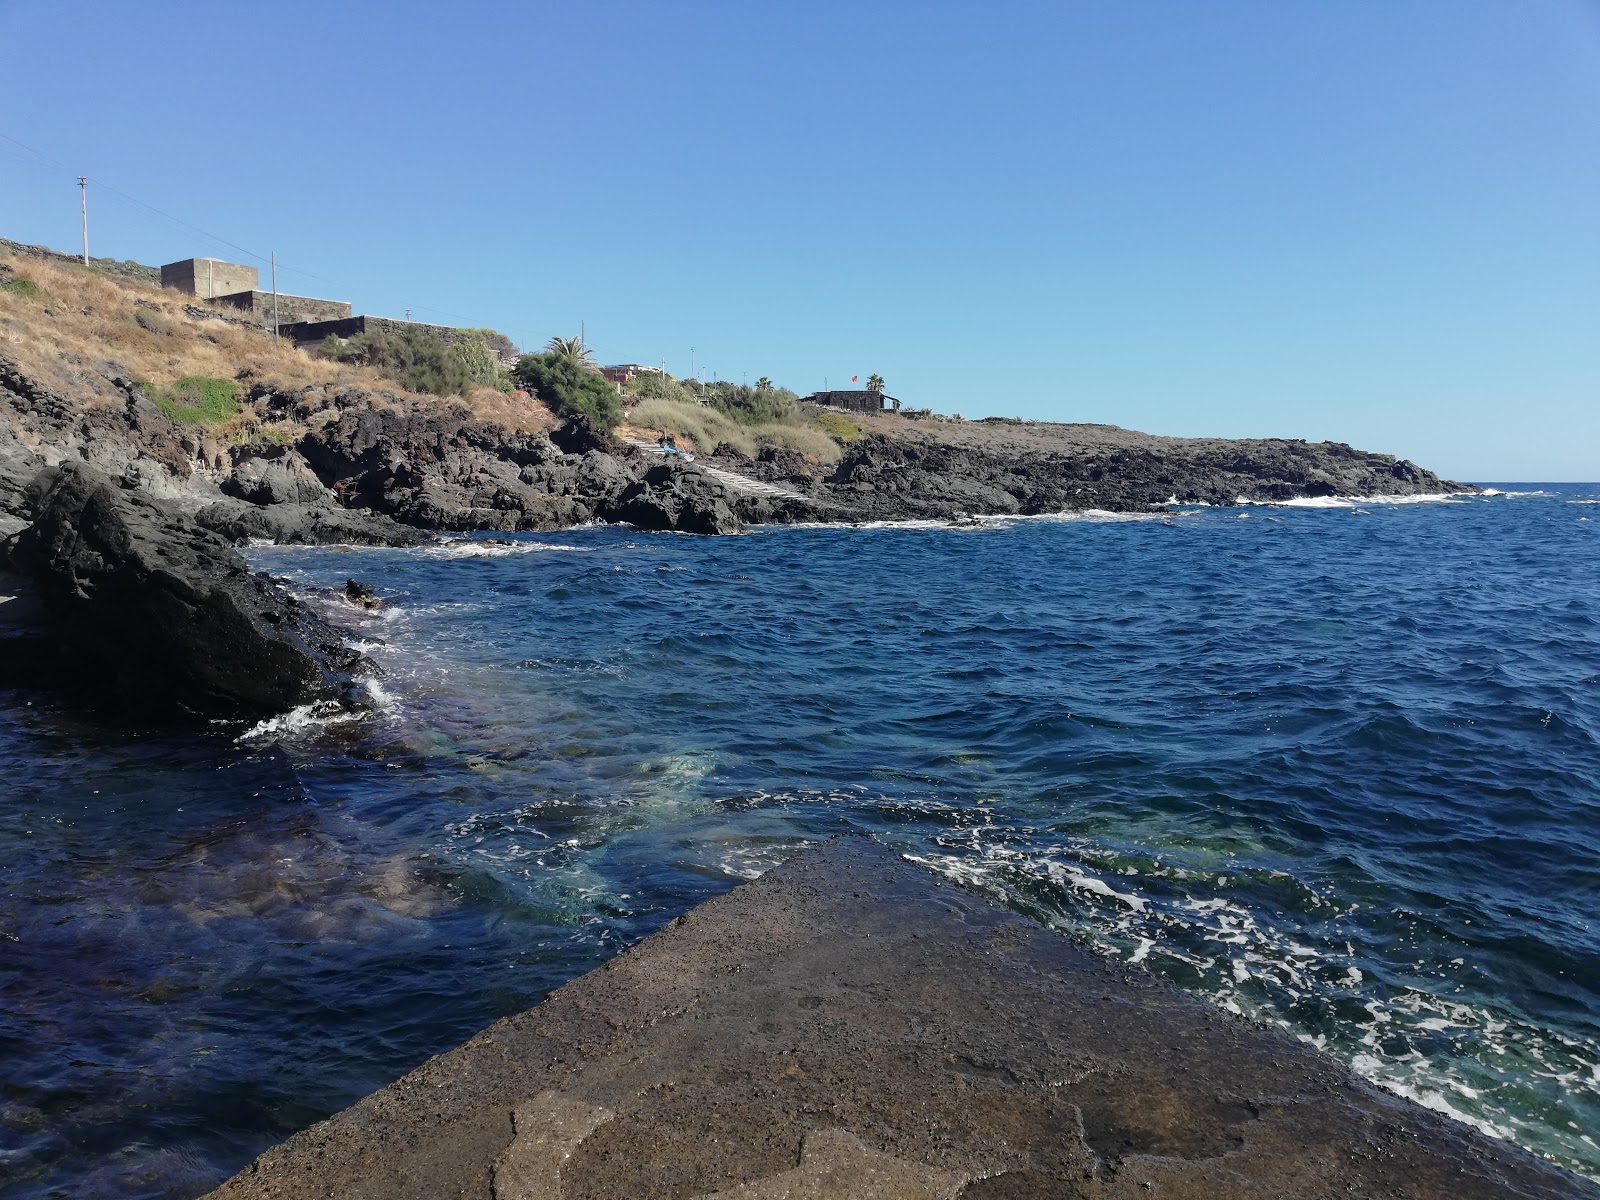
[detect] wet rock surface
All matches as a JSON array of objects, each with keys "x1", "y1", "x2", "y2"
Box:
[
  {"x1": 6, "y1": 463, "x2": 370, "y2": 720},
  {"x1": 204, "y1": 842, "x2": 1593, "y2": 1200}
]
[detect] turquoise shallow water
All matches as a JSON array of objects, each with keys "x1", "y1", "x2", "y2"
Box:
[{"x1": 2, "y1": 485, "x2": 1598, "y2": 1196}]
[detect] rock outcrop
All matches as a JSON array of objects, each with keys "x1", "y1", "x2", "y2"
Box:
[
  {"x1": 6, "y1": 463, "x2": 370, "y2": 720},
  {"x1": 811, "y1": 426, "x2": 1468, "y2": 520}
]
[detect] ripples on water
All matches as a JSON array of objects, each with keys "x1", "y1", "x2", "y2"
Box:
[{"x1": 2, "y1": 487, "x2": 1598, "y2": 1196}]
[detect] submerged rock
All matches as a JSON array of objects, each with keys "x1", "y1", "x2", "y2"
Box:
[{"x1": 8, "y1": 463, "x2": 370, "y2": 720}]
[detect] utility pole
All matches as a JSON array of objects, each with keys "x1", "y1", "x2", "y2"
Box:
[
  {"x1": 77, "y1": 177, "x2": 88, "y2": 265},
  {"x1": 271, "y1": 251, "x2": 280, "y2": 337},
  {"x1": 690, "y1": 347, "x2": 696, "y2": 381},
  {"x1": 405, "y1": 308, "x2": 411, "y2": 322}
]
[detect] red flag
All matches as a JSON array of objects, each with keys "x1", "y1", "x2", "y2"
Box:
[{"x1": 851, "y1": 375, "x2": 858, "y2": 382}]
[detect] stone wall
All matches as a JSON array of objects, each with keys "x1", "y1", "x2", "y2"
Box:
[
  {"x1": 212, "y1": 291, "x2": 352, "y2": 326},
  {"x1": 0, "y1": 238, "x2": 159, "y2": 284},
  {"x1": 281, "y1": 315, "x2": 507, "y2": 361}
]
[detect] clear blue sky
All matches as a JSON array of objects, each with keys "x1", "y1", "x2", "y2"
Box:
[{"x1": 2, "y1": 1, "x2": 1597, "y2": 480}]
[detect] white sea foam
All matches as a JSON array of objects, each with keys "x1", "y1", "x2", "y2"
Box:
[
  {"x1": 423, "y1": 539, "x2": 589, "y2": 558},
  {"x1": 235, "y1": 700, "x2": 362, "y2": 742},
  {"x1": 776, "y1": 509, "x2": 1171, "y2": 533},
  {"x1": 901, "y1": 834, "x2": 1600, "y2": 1180},
  {"x1": 1235, "y1": 492, "x2": 1471, "y2": 509}
]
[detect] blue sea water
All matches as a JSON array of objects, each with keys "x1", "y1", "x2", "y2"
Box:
[{"x1": 2, "y1": 485, "x2": 1598, "y2": 1197}]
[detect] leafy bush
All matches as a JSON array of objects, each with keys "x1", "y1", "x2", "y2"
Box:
[
  {"x1": 149, "y1": 375, "x2": 241, "y2": 424},
  {"x1": 513, "y1": 352, "x2": 621, "y2": 428},
  {"x1": 2, "y1": 276, "x2": 40, "y2": 298},
  {"x1": 625, "y1": 370, "x2": 700, "y2": 405},
  {"x1": 317, "y1": 326, "x2": 505, "y2": 396},
  {"x1": 459, "y1": 327, "x2": 520, "y2": 365},
  {"x1": 702, "y1": 380, "x2": 801, "y2": 426}
]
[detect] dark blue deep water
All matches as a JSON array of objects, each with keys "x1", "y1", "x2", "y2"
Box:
[{"x1": 3, "y1": 486, "x2": 1599, "y2": 1197}]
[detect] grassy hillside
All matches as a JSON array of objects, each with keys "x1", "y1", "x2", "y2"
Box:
[{"x1": 0, "y1": 249, "x2": 551, "y2": 438}]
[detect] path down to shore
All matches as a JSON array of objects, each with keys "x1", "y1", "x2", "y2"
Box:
[{"x1": 204, "y1": 842, "x2": 1595, "y2": 1200}]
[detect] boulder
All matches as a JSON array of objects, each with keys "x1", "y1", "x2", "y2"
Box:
[
  {"x1": 605, "y1": 462, "x2": 743, "y2": 535},
  {"x1": 549, "y1": 415, "x2": 620, "y2": 456},
  {"x1": 222, "y1": 452, "x2": 334, "y2": 506},
  {"x1": 195, "y1": 500, "x2": 432, "y2": 547},
  {"x1": 9, "y1": 463, "x2": 370, "y2": 720}
]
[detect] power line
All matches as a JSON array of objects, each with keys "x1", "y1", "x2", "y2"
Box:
[{"x1": 1, "y1": 129, "x2": 561, "y2": 353}]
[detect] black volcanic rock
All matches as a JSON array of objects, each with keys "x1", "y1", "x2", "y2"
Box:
[
  {"x1": 815, "y1": 428, "x2": 1471, "y2": 520},
  {"x1": 195, "y1": 499, "x2": 431, "y2": 548},
  {"x1": 8, "y1": 463, "x2": 369, "y2": 720},
  {"x1": 604, "y1": 461, "x2": 743, "y2": 535}
]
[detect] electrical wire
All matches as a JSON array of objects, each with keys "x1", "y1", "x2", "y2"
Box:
[{"x1": 2, "y1": 129, "x2": 556, "y2": 352}]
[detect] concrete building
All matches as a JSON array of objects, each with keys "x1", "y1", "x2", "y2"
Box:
[
  {"x1": 600, "y1": 364, "x2": 663, "y2": 386},
  {"x1": 160, "y1": 257, "x2": 258, "y2": 300}
]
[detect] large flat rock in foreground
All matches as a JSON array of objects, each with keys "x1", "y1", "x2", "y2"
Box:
[{"x1": 208, "y1": 842, "x2": 1594, "y2": 1199}]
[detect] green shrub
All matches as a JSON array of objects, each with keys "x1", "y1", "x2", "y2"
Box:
[
  {"x1": 150, "y1": 375, "x2": 241, "y2": 425},
  {"x1": 458, "y1": 327, "x2": 520, "y2": 364},
  {"x1": 814, "y1": 412, "x2": 863, "y2": 442},
  {"x1": 512, "y1": 353, "x2": 621, "y2": 429},
  {"x1": 625, "y1": 371, "x2": 700, "y2": 405},
  {"x1": 317, "y1": 326, "x2": 505, "y2": 396},
  {"x1": 2, "y1": 276, "x2": 40, "y2": 299},
  {"x1": 702, "y1": 380, "x2": 802, "y2": 426}
]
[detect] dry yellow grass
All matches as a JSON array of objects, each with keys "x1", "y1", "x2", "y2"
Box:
[
  {"x1": 0, "y1": 250, "x2": 553, "y2": 433},
  {"x1": 623, "y1": 399, "x2": 843, "y2": 463}
]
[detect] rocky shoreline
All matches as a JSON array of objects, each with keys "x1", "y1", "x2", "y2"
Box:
[
  {"x1": 1, "y1": 348, "x2": 1469, "y2": 545},
  {"x1": 0, "y1": 344, "x2": 1470, "y2": 720}
]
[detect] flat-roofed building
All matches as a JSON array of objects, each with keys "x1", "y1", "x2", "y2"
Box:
[{"x1": 160, "y1": 257, "x2": 258, "y2": 300}]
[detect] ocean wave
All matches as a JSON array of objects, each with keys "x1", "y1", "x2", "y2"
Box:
[
  {"x1": 234, "y1": 700, "x2": 363, "y2": 742},
  {"x1": 233, "y1": 676, "x2": 399, "y2": 743},
  {"x1": 900, "y1": 838, "x2": 1600, "y2": 1178},
  {"x1": 775, "y1": 509, "x2": 1171, "y2": 532},
  {"x1": 424, "y1": 539, "x2": 590, "y2": 558},
  {"x1": 1235, "y1": 493, "x2": 1472, "y2": 509}
]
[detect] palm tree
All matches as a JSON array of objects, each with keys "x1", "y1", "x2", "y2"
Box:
[
  {"x1": 545, "y1": 334, "x2": 596, "y2": 367},
  {"x1": 756, "y1": 376, "x2": 773, "y2": 392},
  {"x1": 866, "y1": 373, "x2": 886, "y2": 395}
]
